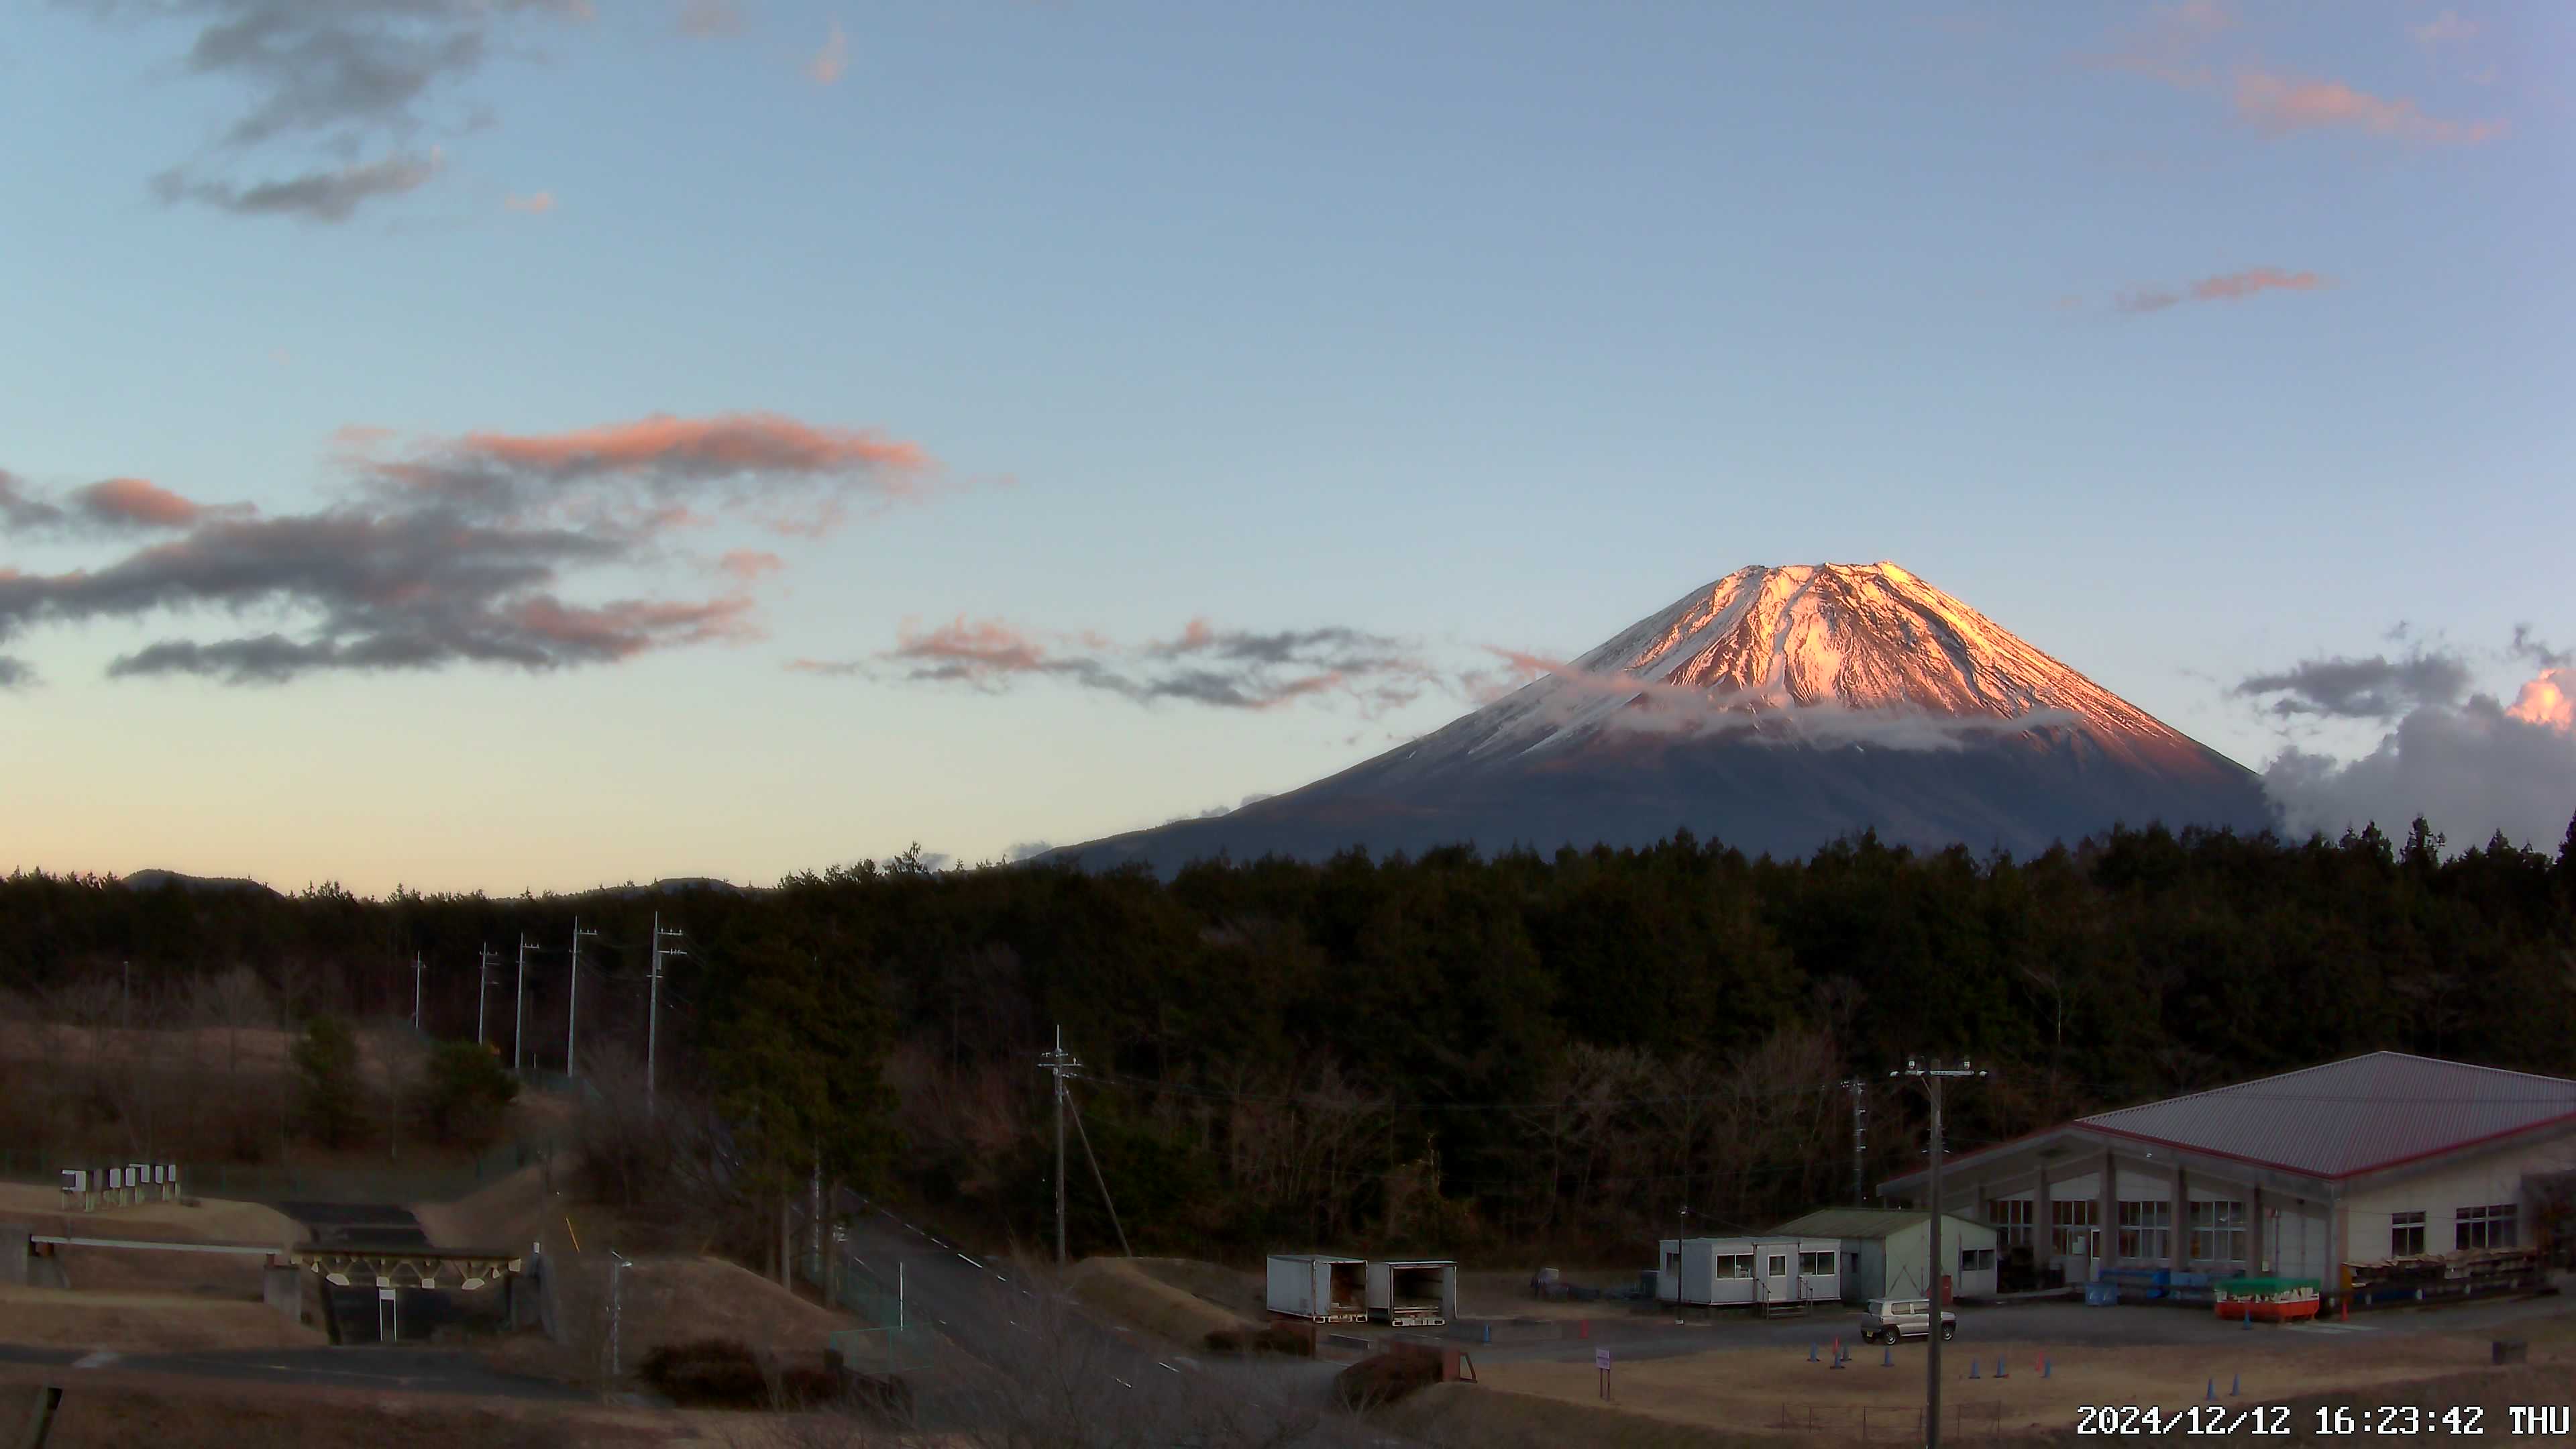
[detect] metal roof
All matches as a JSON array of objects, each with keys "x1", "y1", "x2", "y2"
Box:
[
  {"x1": 2076, "y1": 1052, "x2": 2576, "y2": 1180},
  {"x1": 1772, "y1": 1208, "x2": 1994, "y2": 1240}
]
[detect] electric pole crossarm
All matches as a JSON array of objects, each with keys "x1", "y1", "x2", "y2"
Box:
[{"x1": 1037, "y1": 1024, "x2": 1083, "y2": 1267}]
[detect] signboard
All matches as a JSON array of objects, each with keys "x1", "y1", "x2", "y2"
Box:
[{"x1": 1595, "y1": 1348, "x2": 1611, "y2": 1370}]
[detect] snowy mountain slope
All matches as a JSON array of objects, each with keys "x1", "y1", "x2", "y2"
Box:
[{"x1": 1047, "y1": 563, "x2": 2277, "y2": 874}]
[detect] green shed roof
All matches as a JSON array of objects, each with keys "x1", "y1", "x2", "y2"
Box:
[{"x1": 1772, "y1": 1208, "x2": 1997, "y2": 1240}]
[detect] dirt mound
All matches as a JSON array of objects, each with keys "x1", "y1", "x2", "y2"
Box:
[
  {"x1": 1379, "y1": 1382, "x2": 1751, "y2": 1448},
  {"x1": 625, "y1": 1256, "x2": 850, "y2": 1358},
  {"x1": 1132, "y1": 1256, "x2": 1264, "y2": 1316},
  {"x1": 412, "y1": 1163, "x2": 565, "y2": 1251},
  {"x1": 0, "y1": 1285, "x2": 322, "y2": 1352},
  {"x1": 1064, "y1": 1256, "x2": 1253, "y2": 1347},
  {"x1": 0, "y1": 1183, "x2": 300, "y2": 1246},
  {"x1": 0, "y1": 1184, "x2": 303, "y2": 1297}
]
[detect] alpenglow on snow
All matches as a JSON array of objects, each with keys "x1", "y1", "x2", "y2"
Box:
[{"x1": 1046, "y1": 563, "x2": 2279, "y2": 874}]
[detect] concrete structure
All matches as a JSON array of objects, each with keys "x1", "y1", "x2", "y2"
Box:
[
  {"x1": 1772, "y1": 1210, "x2": 1998, "y2": 1303},
  {"x1": 1654, "y1": 1235, "x2": 1841, "y2": 1309},
  {"x1": 1877, "y1": 1053, "x2": 2576, "y2": 1293}
]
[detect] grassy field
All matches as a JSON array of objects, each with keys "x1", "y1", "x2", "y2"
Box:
[
  {"x1": 1470, "y1": 1330, "x2": 2527, "y2": 1444},
  {"x1": 0, "y1": 1285, "x2": 320, "y2": 1352}
]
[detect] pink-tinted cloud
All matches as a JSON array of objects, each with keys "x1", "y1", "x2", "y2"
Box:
[
  {"x1": 679, "y1": 0, "x2": 748, "y2": 37},
  {"x1": 811, "y1": 615, "x2": 1445, "y2": 713},
  {"x1": 718, "y1": 548, "x2": 785, "y2": 582},
  {"x1": 370, "y1": 411, "x2": 939, "y2": 539},
  {"x1": 2410, "y1": 11, "x2": 2479, "y2": 49},
  {"x1": 505, "y1": 191, "x2": 555, "y2": 214},
  {"x1": 2116, "y1": 266, "x2": 2329, "y2": 315},
  {"x1": 458, "y1": 413, "x2": 930, "y2": 479},
  {"x1": 2232, "y1": 71, "x2": 2506, "y2": 144},
  {"x1": 0, "y1": 403, "x2": 957, "y2": 686},
  {"x1": 2508, "y1": 669, "x2": 2575, "y2": 732},
  {"x1": 72, "y1": 478, "x2": 208, "y2": 529},
  {"x1": 2094, "y1": 0, "x2": 2235, "y2": 89},
  {"x1": 806, "y1": 21, "x2": 849, "y2": 85},
  {"x1": 506, "y1": 593, "x2": 759, "y2": 660}
]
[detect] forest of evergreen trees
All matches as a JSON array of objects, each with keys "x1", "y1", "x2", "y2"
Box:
[{"x1": 3, "y1": 814, "x2": 2573, "y2": 1264}]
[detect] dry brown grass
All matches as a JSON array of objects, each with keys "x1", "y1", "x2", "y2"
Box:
[
  {"x1": 1381, "y1": 1381, "x2": 1779, "y2": 1448},
  {"x1": 0, "y1": 1364, "x2": 731, "y2": 1448},
  {"x1": 1063, "y1": 1256, "x2": 1254, "y2": 1347},
  {"x1": 0, "y1": 1285, "x2": 321, "y2": 1352},
  {"x1": 1474, "y1": 1334, "x2": 2514, "y2": 1444},
  {"x1": 416, "y1": 1163, "x2": 568, "y2": 1251},
  {"x1": 0, "y1": 1185, "x2": 303, "y2": 1299},
  {"x1": 1129, "y1": 1256, "x2": 1265, "y2": 1316},
  {"x1": 0, "y1": 1182, "x2": 301, "y2": 1245}
]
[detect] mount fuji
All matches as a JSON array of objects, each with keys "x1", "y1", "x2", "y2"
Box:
[{"x1": 1047, "y1": 563, "x2": 2279, "y2": 873}]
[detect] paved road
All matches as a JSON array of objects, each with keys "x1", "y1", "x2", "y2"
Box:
[
  {"x1": 0, "y1": 1343, "x2": 586, "y2": 1399},
  {"x1": 831, "y1": 1191, "x2": 1344, "y2": 1410}
]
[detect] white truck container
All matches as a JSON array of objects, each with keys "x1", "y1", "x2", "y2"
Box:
[
  {"x1": 1267, "y1": 1254, "x2": 1367, "y2": 1323},
  {"x1": 1365, "y1": 1260, "x2": 1457, "y2": 1327}
]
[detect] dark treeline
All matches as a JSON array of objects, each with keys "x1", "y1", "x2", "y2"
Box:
[{"x1": 5, "y1": 814, "x2": 2573, "y2": 1265}]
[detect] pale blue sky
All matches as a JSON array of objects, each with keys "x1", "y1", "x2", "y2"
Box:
[{"x1": 2, "y1": 1, "x2": 2568, "y2": 892}]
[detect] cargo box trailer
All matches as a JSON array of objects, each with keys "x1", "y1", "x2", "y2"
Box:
[
  {"x1": 1267, "y1": 1254, "x2": 1367, "y2": 1322},
  {"x1": 1366, "y1": 1260, "x2": 1456, "y2": 1327}
]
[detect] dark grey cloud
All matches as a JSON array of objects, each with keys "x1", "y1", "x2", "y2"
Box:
[
  {"x1": 151, "y1": 149, "x2": 443, "y2": 223},
  {"x1": 0, "y1": 470, "x2": 68, "y2": 530},
  {"x1": 2263, "y1": 695, "x2": 2576, "y2": 852},
  {"x1": 70, "y1": 0, "x2": 589, "y2": 222},
  {"x1": 2234, "y1": 650, "x2": 2473, "y2": 720},
  {"x1": 0, "y1": 409, "x2": 935, "y2": 686},
  {"x1": 2512, "y1": 625, "x2": 2570, "y2": 671},
  {"x1": 795, "y1": 616, "x2": 1447, "y2": 715},
  {"x1": 0, "y1": 657, "x2": 32, "y2": 690}
]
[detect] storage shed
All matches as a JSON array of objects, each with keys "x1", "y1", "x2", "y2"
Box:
[
  {"x1": 1770, "y1": 1209, "x2": 1999, "y2": 1304},
  {"x1": 1654, "y1": 1236, "x2": 1841, "y2": 1310}
]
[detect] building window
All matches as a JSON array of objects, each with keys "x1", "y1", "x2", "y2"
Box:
[
  {"x1": 1800, "y1": 1251, "x2": 1834, "y2": 1275},
  {"x1": 1713, "y1": 1253, "x2": 1754, "y2": 1280},
  {"x1": 2455, "y1": 1204, "x2": 2516, "y2": 1251},
  {"x1": 2118, "y1": 1200, "x2": 2173, "y2": 1260},
  {"x1": 2189, "y1": 1201, "x2": 2247, "y2": 1262},
  {"x1": 1767, "y1": 1254, "x2": 1788, "y2": 1279},
  {"x1": 2391, "y1": 1210, "x2": 2426, "y2": 1256},
  {"x1": 2051, "y1": 1199, "x2": 2100, "y2": 1255},
  {"x1": 1960, "y1": 1247, "x2": 1996, "y2": 1272},
  {"x1": 1993, "y1": 1199, "x2": 2034, "y2": 1250}
]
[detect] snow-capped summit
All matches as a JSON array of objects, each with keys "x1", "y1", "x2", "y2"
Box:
[
  {"x1": 1430, "y1": 562, "x2": 2223, "y2": 775},
  {"x1": 1048, "y1": 564, "x2": 2277, "y2": 875}
]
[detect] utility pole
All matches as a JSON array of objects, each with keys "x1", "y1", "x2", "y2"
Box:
[
  {"x1": 514, "y1": 934, "x2": 533, "y2": 1073},
  {"x1": 647, "y1": 914, "x2": 686, "y2": 1114},
  {"x1": 413, "y1": 951, "x2": 426, "y2": 1032},
  {"x1": 1038, "y1": 1025, "x2": 1082, "y2": 1267},
  {"x1": 476, "y1": 944, "x2": 497, "y2": 1046},
  {"x1": 1892, "y1": 1058, "x2": 1986, "y2": 1449},
  {"x1": 1840, "y1": 1078, "x2": 1869, "y2": 1206},
  {"x1": 566, "y1": 918, "x2": 599, "y2": 1078}
]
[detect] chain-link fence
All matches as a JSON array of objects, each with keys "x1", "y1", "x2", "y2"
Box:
[{"x1": 808, "y1": 1241, "x2": 936, "y2": 1374}]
